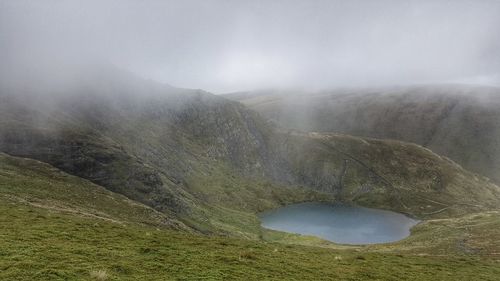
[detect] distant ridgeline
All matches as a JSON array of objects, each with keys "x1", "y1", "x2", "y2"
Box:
[{"x1": 225, "y1": 85, "x2": 500, "y2": 184}]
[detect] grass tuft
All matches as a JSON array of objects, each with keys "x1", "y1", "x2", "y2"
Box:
[
  {"x1": 90, "y1": 270, "x2": 108, "y2": 280},
  {"x1": 239, "y1": 251, "x2": 257, "y2": 260}
]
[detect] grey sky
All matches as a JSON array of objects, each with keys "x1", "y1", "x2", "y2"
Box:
[{"x1": 1, "y1": 0, "x2": 500, "y2": 93}]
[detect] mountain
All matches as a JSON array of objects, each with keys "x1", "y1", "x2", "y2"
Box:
[
  {"x1": 1, "y1": 70, "x2": 499, "y2": 238},
  {"x1": 2, "y1": 69, "x2": 500, "y2": 279},
  {"x1": 225, "y1": 84, "x2": 500, "y2": 184},
  {"x1": 0, "y1": 68, "x2": 316, "y2": 237}
]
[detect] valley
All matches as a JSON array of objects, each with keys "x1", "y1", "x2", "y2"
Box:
[
  {"x1": 2, "y1": 1, "x2": 500, "y2": 280},
  {"x1": 1, "y1": 70, "x2": 500, "y2": 280},
  {"x1": 1, "y1": 152, "x2": 500, "y2": 280}
]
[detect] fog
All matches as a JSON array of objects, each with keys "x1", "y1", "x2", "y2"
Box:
[{"x1": 1, "y1": 0, "x2": 500, "y2": 93}]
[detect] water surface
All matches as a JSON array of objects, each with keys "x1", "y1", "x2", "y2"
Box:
[{"x1": 259, "y1": 202, "x2": 419, "y2": 244}]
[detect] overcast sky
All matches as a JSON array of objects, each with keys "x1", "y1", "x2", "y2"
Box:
[{"x1": 1, "y1": 0, "x2": 500, "y2": 93}]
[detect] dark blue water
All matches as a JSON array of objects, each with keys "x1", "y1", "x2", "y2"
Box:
[{"x1": 259, "y1": 202, "x2": 419, "y2": 245}]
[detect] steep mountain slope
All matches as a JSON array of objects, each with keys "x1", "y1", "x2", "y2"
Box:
[
  {"x1": 2, "y1": 152, "x2": 500, "y2": 280},
  {"x1": 1, "y1": 72, "x2": 499, "y2": 238},
  {"x1": 226, "y1": 85, "x2": 500, "y2": 184},
  {"x1": 0, "y1": 69, "x2": 326, "y2": 236}
]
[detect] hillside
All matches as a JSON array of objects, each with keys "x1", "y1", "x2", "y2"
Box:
[
  {"x1": 0, "y1": 69, "x2": 328, "y2": 237},
  {"x1": 3, "y1": 1, "x2": 500, "y2": 279},
  {"x1": 279, "y1": 132, "x2": 500, "y2": 218},
  {"x1": 226, "y1": 85, "x2": 500, "y2": 184},
  {"x1": 2, "y1": 72, "x2": 500, "y2": 239},
  {"x1": 0, "y1": 153, "x2": 186, "y2": 230},
  {"x1": 2, "y1": 153, "x2": 500, "y2": 280}
]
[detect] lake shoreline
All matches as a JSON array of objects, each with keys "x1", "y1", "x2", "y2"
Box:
[{"x1": 259, "y1": 202, "x2": 420, "y2": 245}]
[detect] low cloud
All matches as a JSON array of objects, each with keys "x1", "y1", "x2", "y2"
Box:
[{"x1": 1, "y1": 0, "x2": 499, "y2": 93}]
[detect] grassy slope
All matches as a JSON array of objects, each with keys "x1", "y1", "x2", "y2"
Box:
[
  {"x1": 181, "y1": 162, "x2": 329, "y2": 238},
  {"x1": 276, "y1": 132, "x2": 500, "y2": 219},
  {"x1": 226, "y1": 85, "x2": 500, "y2": 184},
  {"x1": 0, "y1": 153, "x2": 187, "y2": 230},
  {"x1": 2, "y1": 153, "x2": 500, "y2": 281}
]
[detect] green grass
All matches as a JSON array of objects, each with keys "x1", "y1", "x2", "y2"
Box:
[
  {"x1": 0, "y1": 153, "x2": 186, "y2": 230},
  {"x1": 3, "y1": 200, "x2": 500, "y2": 281},
  {"x1": 376, "y1": 211, "x2": 500, "y2": 256},
  {"x1": 181, "y1": 162, "x2": 332, "y2": 238},
  {"x1": 2, "y1": 153, "x2": 500, "y2": 280},
  {"x1": 282, "y1": 132, "x2": 500, "y2": 219}
]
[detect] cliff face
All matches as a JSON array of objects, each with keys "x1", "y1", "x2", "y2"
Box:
[
  {"x1": 1, "y1": 74, "x2": 499, "y2": 235},
  {"x1": 226, "y1": 85, "x2": 500, "y2": 184}
]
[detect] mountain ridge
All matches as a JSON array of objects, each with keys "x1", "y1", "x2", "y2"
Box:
[
  {"x1": 1, "y1": 71, "x2": 499, "y2": 237},
  {"x1": 225, "y1": 84, "x2": 500, "y2": 184}
]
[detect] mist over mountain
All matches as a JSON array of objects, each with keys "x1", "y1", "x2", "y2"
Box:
[
  {"x1": 2, "y1": 1, "x2": 500, "y2": 280},
  {"x1": 226, "y1": 84, "x2": 500, "y2": 183},
  {"x1": 3, "y1": 67, "x2": 499, "y2": 223},
  {"x1": 1, "y1": 0, "x2": 500, "y2": 92}
]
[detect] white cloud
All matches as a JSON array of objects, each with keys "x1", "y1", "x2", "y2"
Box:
[{"x1": 1, "y1": 0, "x2": 499, "y2": 92}]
